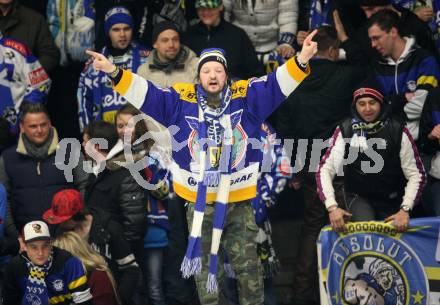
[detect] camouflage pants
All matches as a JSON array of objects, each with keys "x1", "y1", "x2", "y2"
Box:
[{"x1": 186, "y1": 201, "x2": 264, "y2": 305}]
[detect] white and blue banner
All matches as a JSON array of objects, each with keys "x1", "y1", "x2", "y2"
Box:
[{"x1": 318, "y1": 218, "x2": 440, "y2": 305}]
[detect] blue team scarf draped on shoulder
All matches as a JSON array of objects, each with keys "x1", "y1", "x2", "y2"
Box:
[{"x1": 180, "y1": 84, "x2": 234, "y2": 293}]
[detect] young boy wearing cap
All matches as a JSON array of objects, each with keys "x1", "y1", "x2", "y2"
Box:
[
  {"x1": 316, "y1": 82, "x2": 426, "y2": 233},
  {"x1": 78, "y1": 5, "x2": 150, "y2": 132},
  {"x1": 43, "y1": 189, "x2": 140, "y2": 305},
  {"x1": 3, "y1": 220, "x2": 93, "y2": 305},
  {"x1": 86, "y1": 29, "x2": 318, "y2": 305}
]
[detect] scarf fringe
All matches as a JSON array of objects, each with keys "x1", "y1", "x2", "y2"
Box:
[
  {"x1": 206, "y1": 246, "x2": 220, "y2": 294},
  {"x1": 206, "y1": 272, "x2": 219, "y2": 294},
  {"x1": 182, "y1": 86, "x2": 233, "y2": 294},
  {"x1": 181, "y1": 256, "x2": 202, "y2": 278},
  {"x1": 181, "y1": 237, "x2": 202, "y2": 278}
]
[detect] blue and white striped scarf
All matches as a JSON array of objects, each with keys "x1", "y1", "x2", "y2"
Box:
[{"x1": 180, "y1": 84, "x2": 233, "y2": 293}]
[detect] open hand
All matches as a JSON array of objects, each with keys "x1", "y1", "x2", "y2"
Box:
[
  {"x1": 85, "y1": 50, "x2": 116, "y2": 73},
  {"x1": 333, "y1": 10, "x2": 348, "y2": 42},
  {"x1": 296, "y1": 31, "x2": 309, "y2": 46},
  {"x1": 276, "y1": 44, "x2": 296, "y2": 59},
  {"x1": 385, "y1": 210, "x2": 409, "y2": 232},
  {"x1": 297, "y1": 29, "x2": 318, "y2": 65},
  {"x1": 329, "y1": 207, "x2": 352, "y2": 233},
  {"x1": 428, "y1": 124, "x2": 440, "y2": 140},
  {"x1": 414, "y1": 6, "x2": 434, "y2": 22}
]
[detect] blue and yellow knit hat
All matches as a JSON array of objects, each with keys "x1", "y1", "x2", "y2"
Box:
[
  {"x1": 197, "y1": 48, "x2": 228, "y2": 74},
  {"x1": 104, "y1": 6, "x2": 134, "y2": 35}
]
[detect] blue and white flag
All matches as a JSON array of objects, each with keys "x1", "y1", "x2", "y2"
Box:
[{"x1": 318, "y1": 218, "x2": 440, "y2": 305}]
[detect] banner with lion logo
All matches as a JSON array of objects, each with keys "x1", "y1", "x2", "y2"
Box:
[{"x1": 318, "y1": 218, "x2": 440, "y2": 305}]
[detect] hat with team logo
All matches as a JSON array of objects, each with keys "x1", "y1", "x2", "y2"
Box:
[{"x1": 23, "y1": 221, "x2": 51, "y2": 243}]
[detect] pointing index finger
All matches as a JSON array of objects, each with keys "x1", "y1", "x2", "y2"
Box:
[
  {"x1": 304, "y1": 29, "x2": 318, "y2": 45},
  {"x1": 85, "y1": 50, "x2": 100, "y2": 58}
]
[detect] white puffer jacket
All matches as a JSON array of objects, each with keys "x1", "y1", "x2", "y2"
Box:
[{"x1": 223, "y1": 0, "x2": 298, "y2": 53}]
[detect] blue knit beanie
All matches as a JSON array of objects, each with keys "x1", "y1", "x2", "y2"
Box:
[{"x1": 104, "y1": 6, "x2": 134, "y2": 35}]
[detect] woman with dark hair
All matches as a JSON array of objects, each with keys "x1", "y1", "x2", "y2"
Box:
[
  {"x1": 115, "y1": 104, "x2": 170, "y2": 305},
  {"x1": 82, "y1": 119, "x2": 147, "y2": 255},
  {"x1": 115, "y1": 104, "x2": 153, "y2": 152}
]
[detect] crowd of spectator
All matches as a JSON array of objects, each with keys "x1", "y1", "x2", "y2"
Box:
[{"x1": 1, "y1": 0, "x2": 440, "y2": 305}]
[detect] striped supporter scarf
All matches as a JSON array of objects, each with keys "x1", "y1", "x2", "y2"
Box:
[
  {"x1": 22, "y1": 252, "x2": 53, "y2": 305},
  {"x1": 180, "y1": 84, "x2": 233, "y2": 293}
]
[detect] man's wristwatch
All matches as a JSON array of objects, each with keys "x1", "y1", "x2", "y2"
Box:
[
  {"x1": 296, "y1": 55, "x2": 308, "y2": 69},
  {"x1": 108, "y1": 66, "x2": 120, "y2": 78},
  {"x1": 400, "y1": 205, "x2": 411, "y2": 212}
]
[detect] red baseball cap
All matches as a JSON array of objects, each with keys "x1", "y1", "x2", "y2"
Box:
[{"x1": 43, "y1": 189, "x2": 85, "y2": 224}]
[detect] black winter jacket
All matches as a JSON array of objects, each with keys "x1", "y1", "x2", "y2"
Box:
[
  {"x1": 184, "y1": 18, "x2": 264, "y2": 79},
  {"x1": 275, "y1": 58, "x2": 367, "y2": 170},
  {"x1": 85, "y1": 144, "x2": 147, "y2": 242}
]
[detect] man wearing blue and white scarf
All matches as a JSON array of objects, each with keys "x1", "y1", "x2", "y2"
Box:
[
  {"x1": 85, "y1": 29, "x2": 318, "y2": 305},
  {"x1": 77, "y1": 6, "x2": 150, "y2": 131}
]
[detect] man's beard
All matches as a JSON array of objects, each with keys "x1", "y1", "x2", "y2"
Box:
[{"x1": 206, "y1": 91, "x2": 222, "y2": 109}]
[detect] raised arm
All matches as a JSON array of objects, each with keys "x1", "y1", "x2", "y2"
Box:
[
  {"x1": 85, "y1": 50, "x2": 179, "y2": 127},
  {"x1": 276, "y1": 28, "x2": 318, "y2": 98},
  {"x1": 243, "y1": 30, "x2": 318, "y2": 121}
]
